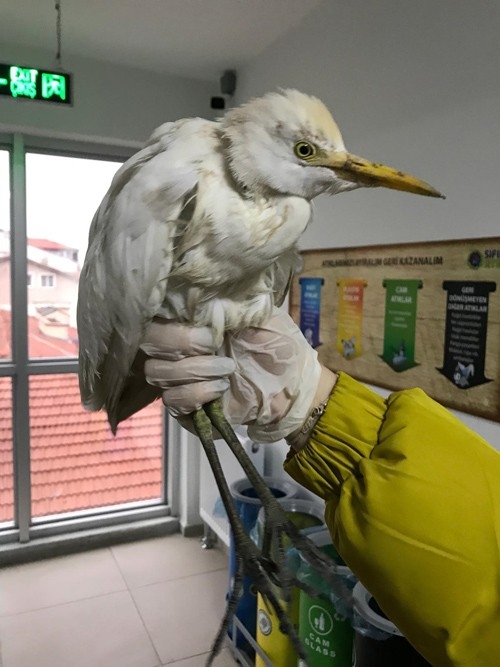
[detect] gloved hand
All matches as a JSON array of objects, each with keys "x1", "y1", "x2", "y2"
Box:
[{"x1": 141, "y1": 308, "x2": 335, "y2": 444}]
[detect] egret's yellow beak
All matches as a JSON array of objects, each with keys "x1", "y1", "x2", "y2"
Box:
[{"x1": 315, "y1": 151, "x2": 445, "y2": 198}]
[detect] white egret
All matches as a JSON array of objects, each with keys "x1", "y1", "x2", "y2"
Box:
[{"x1": 77, "y1": 89, "x2": 443, "y2": 663}]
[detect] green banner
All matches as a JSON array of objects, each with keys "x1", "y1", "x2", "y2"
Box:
[{"x1": 380, "y1": 279, "x2": 422, "y2": 372}]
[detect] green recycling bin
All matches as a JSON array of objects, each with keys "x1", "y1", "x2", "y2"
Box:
[{"x1": 297, "y1": 530, "x2": 356, "y2": 667}]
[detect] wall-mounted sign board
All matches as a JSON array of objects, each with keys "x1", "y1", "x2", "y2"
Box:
[
  {"x1": 289, "y1": 237, "x2": 500, "y2": 421},
  {"x1": 0, "y1": 63, "x2": 71, "y2": 105}
]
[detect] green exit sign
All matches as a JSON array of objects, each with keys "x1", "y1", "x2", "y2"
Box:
[{"x1": 0, "y1": 63, "x2": 72, "y2": 105}]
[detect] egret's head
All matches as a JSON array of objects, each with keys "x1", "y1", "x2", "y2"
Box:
[{"x1": 222, "y1": 89, "x2": 443, "y2": 200}]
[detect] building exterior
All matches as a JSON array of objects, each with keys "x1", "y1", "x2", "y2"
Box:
[{"x1": 0, "y1": 234, "x2": 163, "y2": 523}]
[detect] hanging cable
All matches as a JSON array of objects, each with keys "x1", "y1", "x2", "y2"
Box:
[{"x1": 55, "y1": 1, "x2": 63, "y2": 69}]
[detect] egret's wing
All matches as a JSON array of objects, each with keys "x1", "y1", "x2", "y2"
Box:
[
  {"x1": 271, "y1": 248, "x2": 302, "y2": 307},
  {"x1": 77, "y1": 118, "x2": 217, "y2": 430}
]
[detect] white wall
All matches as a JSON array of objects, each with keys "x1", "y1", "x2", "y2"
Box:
[
  {"x1": 0, "y1": 45, "x2": 215, "y2": 145},
  {"x1": 233, "y1": 0, "x2": 500, "y2": 472}
]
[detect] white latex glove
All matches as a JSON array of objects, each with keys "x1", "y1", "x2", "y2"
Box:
[{"x1": 142, "y1": 308, "x2": 329, "y2": 443}]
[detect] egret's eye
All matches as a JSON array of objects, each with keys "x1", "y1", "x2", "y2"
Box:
[{"x1": 294, "y1": 141, "x2": 316, "y2": 160}]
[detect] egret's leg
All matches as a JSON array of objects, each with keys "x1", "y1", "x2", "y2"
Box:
[
  {"x1": 192, "y1": 408, "x2": 246, "y2": 662},
  {"x1": 203, "y1": 399, "x2": 353, "y2": 608},
  {"x1": 192, "y1": 406, "x2": 308, "y2": 665}
]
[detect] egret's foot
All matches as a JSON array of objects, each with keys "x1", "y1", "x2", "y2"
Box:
[
  {"x1": 192, "y1": 407, "x2": 309, "y2": 665},
  {"x1": 198, "y1": 400, "x2": 353, "y2": 667},
  {"x1": 204, "y1": 400, "x2": 353, "y2": 608},
  {"x1": 218, "y1": 520, "x2": 307, "y2": 664}
]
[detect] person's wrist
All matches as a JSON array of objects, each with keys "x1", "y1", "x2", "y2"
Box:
[{"x1": 286, "y1": 366, "x2": 338, "y2": 451}]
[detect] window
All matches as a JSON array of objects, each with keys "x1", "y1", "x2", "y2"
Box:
[
  {"x1": 26, "y1": 152, "x2": 125, "y2": 359},
  {"x1": 30, "y1": 374, "x2": 162, "y2": 519},
  {"x1": 40, "y1": 273, "x2": 55, "y2": 287},
  {"x1": 1, "y1": 138, "x2": 169, "y2": 546},
  {"x1": 0, "y1": 150, "x2": 13, "y2": 524},
  {"x1": 0, "y1": 149, "x2": 11, "y2": 360},
  {"x1": 0, "y1": 377, "x2": 13, "y2": 524}
]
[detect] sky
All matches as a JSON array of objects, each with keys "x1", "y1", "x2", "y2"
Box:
[
  {"x1": 25, "y1": 153, "x2": 122, "y2": 262},
  {"x1": 0, "y1": 149, "x2": 122, "y2": 262}
]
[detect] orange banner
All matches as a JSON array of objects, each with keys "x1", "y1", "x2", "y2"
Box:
[{"x1": 336, "y1": 279, "x2": 367, "y2": 360}]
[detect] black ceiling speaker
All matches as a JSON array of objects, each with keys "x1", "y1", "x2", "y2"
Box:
[
  {"x1": 210, "y1": 96, "x2": 226, "y2": 110},
  {"x1": 211, "y1": 69, "x2": 237, "y2": 110}
]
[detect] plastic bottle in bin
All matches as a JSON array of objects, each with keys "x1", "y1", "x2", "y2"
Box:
[
  {"x1": 253, "y1": 499, "x2": 327, "y2": 667},
  {"x1": 297, "y1": 530, "x2": 356, "y2": 667}
]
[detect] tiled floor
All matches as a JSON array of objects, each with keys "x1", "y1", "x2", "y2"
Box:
[{"x1": 0, "y1": 534, "x2": 237, "y2": 667}]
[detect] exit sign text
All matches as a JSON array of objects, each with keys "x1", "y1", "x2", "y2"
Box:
[{"x1": 0, "y1": 63, "x2": 72, "y2": 105}]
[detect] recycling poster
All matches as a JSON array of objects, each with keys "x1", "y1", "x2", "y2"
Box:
[{"x1": 289, "y1": 238, "x2": 500, "y2": 421}]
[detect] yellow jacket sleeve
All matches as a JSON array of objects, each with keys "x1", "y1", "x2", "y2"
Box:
[{"x1": 284, "y1": 372, "x2": 500, "y2": 667}]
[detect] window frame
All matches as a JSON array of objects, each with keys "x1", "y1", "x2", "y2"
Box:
[
  {"x1": 39, "y1": 273, "x2": 55, "y2": 288},
  {"x1": 0, "y1": 132, "x2": 174, "y2": 549}
]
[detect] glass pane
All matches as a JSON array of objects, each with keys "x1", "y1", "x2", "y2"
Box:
[
  {"x1": 30, "y1": 374, "x2": 163, "y2": 518},
  {"x1": 0, "y1": 149, "x2": 11, "y2": 360},
  {"x1": 0, "y1": 377, "x2": 14, "y2": 523},
  {"x1": 26, "y1": 153, "x2": 121, "y2": 359}
]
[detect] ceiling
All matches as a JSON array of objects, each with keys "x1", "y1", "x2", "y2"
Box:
[{"x1": 0, "y1": 0, "x2": 323, "y2": 82}]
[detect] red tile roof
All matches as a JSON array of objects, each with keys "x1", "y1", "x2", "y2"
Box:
[
  {"x1": 28, "y1": 238, "x2": 77, "y2": 251},
  {"x1": 0, "y1": 312, "x2": 163, "y2": 522},
  {"x1": 0, "y1": 310, "x2": 81, "y2": 360},
  {"x1": 0, "y1": 380, "x2": 13, "y2": 523}
]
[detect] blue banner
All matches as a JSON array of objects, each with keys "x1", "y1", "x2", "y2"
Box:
[{"x1": 299, "y1": 277, "x2": 325, "y2": 347}]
